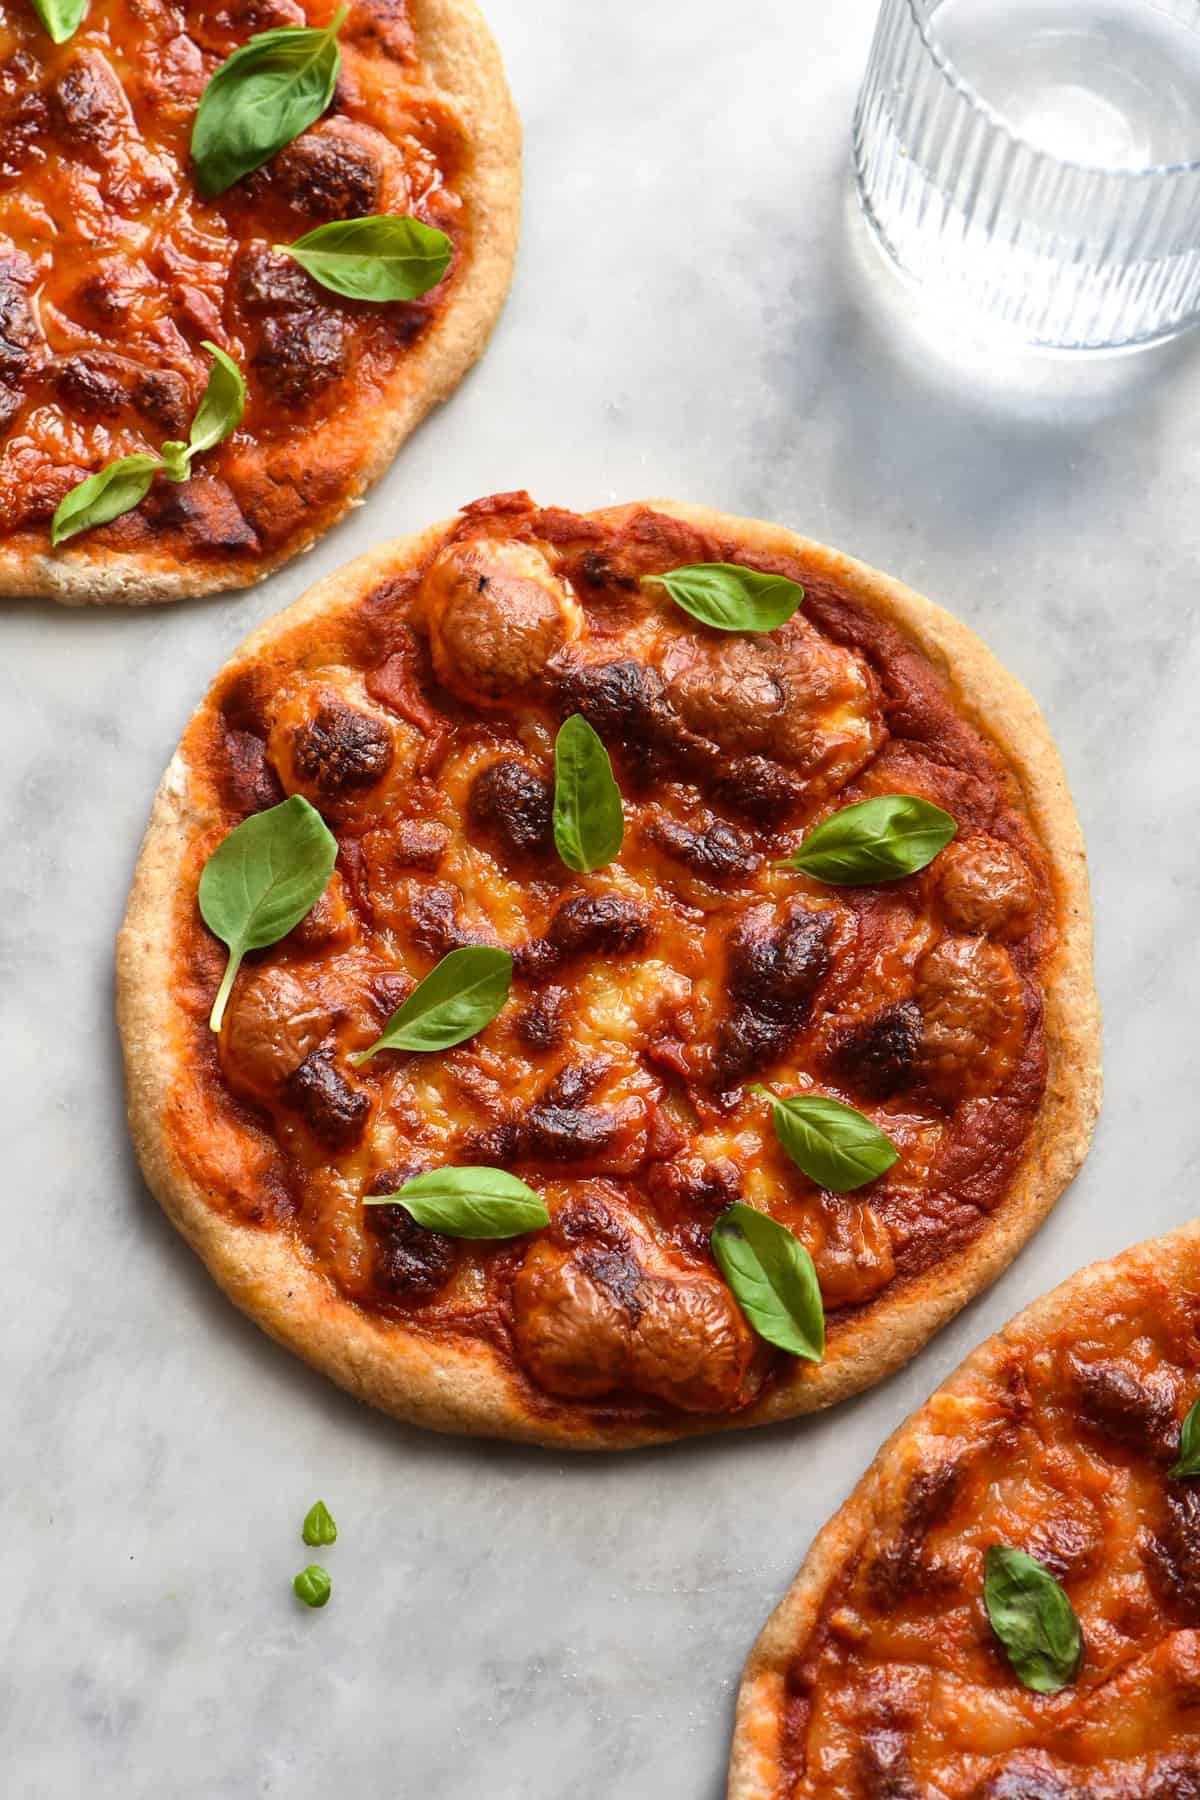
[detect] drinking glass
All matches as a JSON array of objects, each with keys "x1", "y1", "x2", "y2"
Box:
[{"x1": 853, "y1": 0, "x2": 1200, "y2": 349}]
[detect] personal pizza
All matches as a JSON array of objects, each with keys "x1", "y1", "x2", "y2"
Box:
[
  {"x1": 117, "y1": 494, "x2": 1100, "y2": 1447},
  {"x1": 0, "y1": 0, "x2": 519, "y2": 603},
  {"x1": 730, "y1": 1222, "x2": 1200, "y2": 1798}
]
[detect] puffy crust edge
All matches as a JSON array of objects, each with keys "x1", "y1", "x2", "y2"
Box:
[
  {"x1": 116, "y1": 501, "x2": 1102, "y2": 1449},
  {"x1": 0, "y1": 0, "x2": 522, "y2": 607},
  {"x1": 724, "y1": 1221, "x2": 1200, "y2": 1800}
]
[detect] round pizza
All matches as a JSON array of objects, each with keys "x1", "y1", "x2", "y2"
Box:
[
  {"x1": 117, "y1": 493, "x2": 1100, "y2": 1447},
  {"x1": 0, "y1": 0, "x2": 519, "y2": 603},
  {"x1": 729, "y1": 1221, "x2": 1200, "y2": 1798}
]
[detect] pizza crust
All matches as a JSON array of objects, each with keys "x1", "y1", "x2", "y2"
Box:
[
  {"x1": 1, "y1": 0, "x2": 521, "y2": 606},
  {"x1": 117, "y1": 502, "x2": 1102, "y2": 1447},
  {"x1": 725, "y1": 1221, "x2": 1200, "y2": 1799}
]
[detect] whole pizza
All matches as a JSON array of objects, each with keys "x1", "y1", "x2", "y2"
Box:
[
  {"x1": 729, "y1": 1222, "x2": 1200, "y2": 1798},
  {"x1": 117, "y1": 493, "x2": 1100, "y2": 1447},
  {"x1": 0, "y1": 0, "x2": 519, "y2": 603}
]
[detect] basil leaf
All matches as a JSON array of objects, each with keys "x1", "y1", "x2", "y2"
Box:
[
  {"x1": 553, "y1": 714, "x2": 624, "y2": 873},
  {"x1": 642, "y1": 562, "x2": 804, "y2": 632},
  {"x1": 31, "y1": 0, "x2": 86, "y2": 44},
  {"x1": 301, "y1": 1500, "x2": 337, "y2": 1547},
  {"x1": 711, "y1": 1202, "x2": 824, "y2": 1361},
  {"x1": 351, "y1": 946, "x2": 511, "y2": 1063},
  {"x1": 186, "y1": 341, "x2": 246, "y2": 458},
  {"x1": 279, "y1": 214, "x2": 452, "y2": 302},
  {"x1": 364, "y1": 1167, "x2": 549, "y2": 1240},
  {"x1": 754, "y1": 1086, "x2": 898, "y2": 1193},
  {"x1": 779, "y1": 795, "x2": 957, "y2": 886},
  {"x1": 293, "y1": 1565, "x2": 332, "y2": 1608},
  {"x1": 159, "y1": 440, "x2": 190, "y2": 484},
  {"x1": 984, "y1": 1546, "x2": 1083, "y2": 1695},
  {"x1": 50, "y1": 454, "x2": 160, "y2": 546},
  {"x1": 191, "y1": 4, "x2": 347, "y2": 197},
  {"x1": 1172, "y1": 1399, "x2": 1200, "y2": 1478},
  {"x1": 199, "y1": 795, "x2": 337, "y2": 1033}
]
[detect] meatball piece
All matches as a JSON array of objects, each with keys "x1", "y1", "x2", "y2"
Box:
[
  {"x1": 939, "y1": 835, "x2": 1038, "y2": 939},
  {"x1": 52, "y1": 51, "x2": 128, "y2": 147},
  {"x1": 364, "y1": 1171, "x2": 456, "y2": 1302},
  {"x1": 547, "y1": 893, "x2": 647, "y2": 958},
  {"x1": 422, "y1": 537, "x2": 581, "y2": 706},
  {"x1": 1144, "y1": 1487, "x2": 1200, "y2": 1623},
  {"x1": 511, "y1": 1241, "x2": 634, "y2": 1399},
  {"x1": 966, "y1": 1759, "x2": 1074, "y2": 1800},
  {"x1": 714, "y1": 901, "x2": 834, "y2": 1087},
  {"x1": 267, "y1": 678, "x2": 397, "y2": 805},
  {"x1": 255, "y1": 310, "x2": 348, "y2": 406},
  {"x1": 219, "y1": 966, "x2": 333, "y2": 1099},
  {"x1": 632, "y1": 1274, "x2": 757, "y2": 1412},
  {"x1": 253, "y1": 117, "x2": 408, "y2": 221},
  {"x1": 468, "y1": 757, "x2": 553, "y2": 857},
  {"x1": 645, "y1": 812, "x2": 760, "y2": 880},
  {"x1": 1071, "y1": 1356, "x2": 1178, "y2": 1459},
  {"x1": 914, "y1": 935, "x2": 1022, "y2": 1107},
  {"x1": 282, "y1": 1048, "x2": 370, "y2": 1148},
  {"x1": 826, "y1": 1001, "x2": 922, "y2": 1101}
]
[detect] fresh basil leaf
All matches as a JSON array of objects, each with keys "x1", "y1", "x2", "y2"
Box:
[
  {"x1": 191, "y1": 4, "x2": 347, "y2": 197},
  {"x1": 553, "y1": 714, "x2": 624, "y2": 873},
  {"x1": 1172, "y1": 1399, "x2": 1200, "y2": 1478},
  {"x1": 364, "y1": 1167, "x2": 549, "y2": 1240},
  {"x1": 754, "y1": 1086, "x2": 898, "y2": 1193},
  {"x1": 199, "y1": 794, "x2": 337, "y2": 1033},
  {"x1": 642, "y1": 562, "x2": 804, "y2": 632},
  {"x1": 159, "y1": 440, "x2": 190, "y2": 484},
  {"x1": 279, "y1": 214, "x2": 453, "y2": 302},
  {"x1": 779, "y1": 795, "x2": 957, "y2": 885},
  {"x1": 302, "y1": 1500, "x2": 337, "y2": 1547},
  {"x1": 51, "y1": 454, "x2": 161, "y2": 546},
  {"x1": 711, "y1": 1202, "x2": 824, "y2": 1361},
  {"x1": 351, "y1": 946, "x2": 511, "y2": 1063},
  {"x1": 30, "y1": 0, "x2": 86, "y2": 43},
  {"x1": 187, "y1": 341, "x2": 246, "y2": 458},
  {"x1": 293, "y1": 1565, "x2": 332, "y2": 1608},
  {"x1": 984, "y1": 1546, "x2": 1083, "y2": 1695}
]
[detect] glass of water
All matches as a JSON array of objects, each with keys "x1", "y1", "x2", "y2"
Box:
[{"x1": 853, "y1": 0, "x2": 1200, "y2": 349}]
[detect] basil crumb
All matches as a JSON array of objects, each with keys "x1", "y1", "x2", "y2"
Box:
[
  {"x1": 302, "y1": 1500, "x2": 337, "y2": 1547},
  {"x1": 293, "y1": 1565, "x2": 332, "y2": 1609}
]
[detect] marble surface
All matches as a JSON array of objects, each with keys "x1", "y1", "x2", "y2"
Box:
[{"x1": 4, "y1": 2, "x2": 1200, "y2": 1794}]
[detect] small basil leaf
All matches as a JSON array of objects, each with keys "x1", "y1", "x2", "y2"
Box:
[
  {"x1": 1172, "y1": 1399, "x2": 1200, "y2": 1479},
  {"x1": 293, "y1": 1565, "x2": 332, "y2": 1608},
  {"x1": 187, "y1": 341, "x2": 246, "y2": 458},
  {"x1": 51, "y1": 453, "x2": 161, "y2": 546},
  {"x1": 642, "y1": 562, "x2": 804, "y2": 633},
  {"x1": 159, "y1": 440, "x2": 190, "y2": 484},
  {"x1": 351, "y1": 946, "x2": 511, "y2": 1063},
  {"x1": 31, "y1": 0, "x2": 86, "y2": 44},
  {"x1": 301, "y1": 1500, "x2": 337, "y2": 1547},
  {"x1": 191, "y1": 4, "x2": 347, "y2": 197},
  {"x1": 553, "y1": 714, "x2": 624, "y2": 873},
  {"x1": 364, "y1": 1168, "x2": 549, "y2": 1240},
  {"x1": 779, "y1": 795, "x2": 957, "y2": 886},
  {"x1": 984, "y1": 1546, "x2": 1083, "y2": 1695},
  {"x1": 754, "y1": 1086, "x2": 898, "y2": 1193},
  {"x1": 711, "y1": 1202, "x2": 824, "y2": 1361},
  {"x1": 199, "y1": 795, "x2": 337, "y2": 1033},
  {"x1": 279, "y1": 214, "x2": 453, "y2": 302}
]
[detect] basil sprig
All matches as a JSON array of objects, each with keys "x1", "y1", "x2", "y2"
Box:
[
  {"x1": 30, "y1": 0, "x2": 86, "y2": 44},
  {"x1": 302, "y1": 1500, "x2": 337, "y2": 1547},
  {"x1": 779, "y1": 795, "x2": 957, "y2": 886},
  {"x1": 191, "y1": 5, "x2": 347, "y2": 197},
  {"x1": 754, "y1": 1086, "x2": 898, "y2": 1193},
  {"x1": 351, "y1": 946, "x2": 511, "y2": 1064},
  {"x1": 293, "y1": 1565, "x2": 332, "y2": 1608},
  {"x1": 364, "y1": 1168, "x2": 549, "y2": 1239},
  {"x1": 199, "y1": 795, "x2": 337, "y2": 1033},
  {"x1": 642, "y1": 562, "x2": 804, "y2": 633},
  {"x1": 553, "y1": 714, "x2": 624, "y2": 872},
  {"x1": 1172, "y1": 1399, "x2": 1200, "y2": 1479},
  {"x1": 984, "y1": 1546, "x2": 1083, "y2": 1695},
  {"x1": 711, "y1": 1202, "x2": 824, "y2": 1361},
  {"x1": 51, "y1": 342, "x2": 245, "y2": 545},
  {"x1": 279, "y1": 215, "x2": 453, "y2": 302}
]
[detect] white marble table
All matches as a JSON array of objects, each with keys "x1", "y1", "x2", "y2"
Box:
[{"x1": 4, "y1": 2, "x2": 1200, "y2": 1793}]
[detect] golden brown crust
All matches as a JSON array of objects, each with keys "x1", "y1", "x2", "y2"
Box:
[
  {"x1": 726, "y1": 1222, "x2": 1200, "y2": 1799},
  {"x1": 117, "y1": 501, "x2": 1101, "y2": 1446},
  {"x1": 0, "y1": 0, "x2": 520, "y2": 607}
]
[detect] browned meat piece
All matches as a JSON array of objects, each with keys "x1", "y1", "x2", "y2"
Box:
[
  {"x1": 364, "y1": 1169, "x2": 456, "y2": 1302},
  {"x1": 939, "y1": 835, "x2": 1038, "y2": 939},
  {"x1": 468, "y1": 758, "x2": 554, "y2": 857},
  {"x1": 51, "y1": 51, "x2": 128, "y2": 148},
  {"x1": 236, "y1": 244, "x2": 315, "y2": 314},
  {"x1": 645, "y1": 812, "x2": 760, "y2": 880},
  {"x1": 859, "y1": 1730, "x2": 923, "y2": 1799},
  {"x1": 516, "y1": 984, "x2": 567, "y2": 1050},
  {"x1": 255, "y1": 311, "x2": 348, "y2": 405},
  {"x1": 0, "y1": 52, "x2": 49, "y2": 182},
  {"x1": 547, "y1": 893, "x2": 647, "y2": 958},
  {"x1": 827, "y1": 1002, "x2": 922, "y2": 1100},
  {"x1": 422, "y1": 538, "x2": 579, "y2": 705},
  {"x1": 1070, "y1": 1355, "x2": 1178, "y2": 1459},
  {"x1": 291, "y1": 696, "x2": 394, "y2": 798},
  {"x1": 713, "y1": 901, "x2": 833, "y2": 1087},
  {"x1": 1144, "y1": 1488, "x2": 1200, "y2": 1622},
  {"x1": 219, "y1": 966, "x2": 333, "y2": 1098},
  {"x1": 866, "y1": 1459, "x2": 961, "y2": 1608},
  {"x1": 253, "y1": 118, "x2": 397, "y2": 220},
  {"x1": 52, "y1": 353, "x2": 190, "y2": 433},
  {"x1": 915, "y1": 935, "x2": 1022, "y2": 1107},
  {"x1": 966, "y1": 1759, "x2": 1076, "y2": 1800},
  {"x1": 282, "y1": 1048, "x2": 370, "y2": 1148},
  {"x1": 141, "y1": 476, "x2": 258, "y2": 554}
]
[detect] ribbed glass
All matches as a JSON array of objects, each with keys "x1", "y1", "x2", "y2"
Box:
[{"x1": 853, "y1": 0, "x2": 1200, "y2": 349}]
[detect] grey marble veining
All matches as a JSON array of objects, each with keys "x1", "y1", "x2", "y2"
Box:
[{"x1": 4, "y1": 2, "x2": 1200, "y2": 1794}]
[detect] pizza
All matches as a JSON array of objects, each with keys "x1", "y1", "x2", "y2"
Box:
[
  {"x1": 0, "y1": 0, "x2": 519, "y2": 604},
  {"x1": 116, "y1": 493, "x2": 1100, "y2": 1448},
  {"x1": 729, "y1": 1222, "x2": 1200, "y2": 1798}
]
